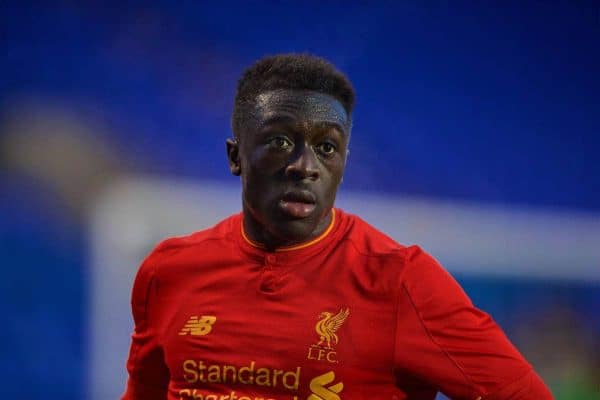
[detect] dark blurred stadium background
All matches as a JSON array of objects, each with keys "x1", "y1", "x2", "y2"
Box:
[{"x1": 1, "y1": 2, "x2": 598, "y2": 399}]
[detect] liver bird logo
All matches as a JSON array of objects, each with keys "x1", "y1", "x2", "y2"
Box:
[{"x1": 315, "y1": 307, "x2": 350, "y2": 349}]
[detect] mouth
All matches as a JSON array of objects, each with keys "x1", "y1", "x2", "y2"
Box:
[{"x1": 278, "y1": 190, "x2": 317, "y2": 218}]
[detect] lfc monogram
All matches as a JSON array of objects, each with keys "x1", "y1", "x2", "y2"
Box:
[{"x1": 307, "y1": 308, "x2": 350, "y2": 364}]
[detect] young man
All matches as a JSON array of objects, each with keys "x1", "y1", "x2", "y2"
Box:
[{"x1": 122, "y1": 54, "x2": 553, "y2": 400}]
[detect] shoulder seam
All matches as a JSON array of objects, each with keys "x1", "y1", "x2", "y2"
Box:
[
  {"x1": 147, "y1": 233, "x2": 234, "y2": 277},
  {"x1": 153, "y1": 232, "x2": 232, "y2": 256},
  {"x1": 341, "y1": 236, "x2": 405, "y2": 259},
  {"x1": 484, "y1": 368, "x2": 536, "y2": 399},
  {"x1": 400, "y1": 280, "x2": 480, "y2": 397}
]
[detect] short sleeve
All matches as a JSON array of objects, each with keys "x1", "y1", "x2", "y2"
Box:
[
  {"x1": 121, "y1": 252, "x2": 170, "y2": 400},
  {"x1": 394, "y1": 246, "x2": 552, "y2": 400}
]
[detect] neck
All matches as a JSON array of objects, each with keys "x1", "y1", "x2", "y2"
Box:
[{"x1": 241, "y1": 208, "x2": 334, "y2": 252}]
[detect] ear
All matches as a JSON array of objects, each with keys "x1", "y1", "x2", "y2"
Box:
[{"x1": 226, "y1": 138, "x2": 241, "y2": 176}]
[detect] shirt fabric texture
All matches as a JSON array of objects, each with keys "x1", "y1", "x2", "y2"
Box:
[{"x1": 122, "y1": 208, "x2": 552, "y2": 400}]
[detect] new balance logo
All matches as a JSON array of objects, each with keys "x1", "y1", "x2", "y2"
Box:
[
  {"x1": 308, "y1": 371, "x2": 343, "y2": 400},
  {"x1": 178, "y1": 315, "x2": 216, "y2": 336}
]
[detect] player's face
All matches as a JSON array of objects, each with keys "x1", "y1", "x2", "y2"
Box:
[{"x1": 227, "y1": 89, "x2": 351, "y2": 249}]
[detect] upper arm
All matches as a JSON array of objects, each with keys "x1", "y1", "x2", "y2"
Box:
[
  {"x1": 393, "y1": 247, "x2": 552, "y2": 400},
  {"x1": 121, "y1": 253, "x2": 170, "y2": 400}
]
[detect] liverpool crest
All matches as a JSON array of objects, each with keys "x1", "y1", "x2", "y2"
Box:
[{"x1": 307, "y1": 307, "x2": 350, "y2": 364}]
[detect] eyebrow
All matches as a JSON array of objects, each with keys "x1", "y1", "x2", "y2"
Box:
[{"x1": 260, "y1": 116, "x2": 347, "y2": 136}]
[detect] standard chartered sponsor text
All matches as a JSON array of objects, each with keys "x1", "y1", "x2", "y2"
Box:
[
  {"x1": 183, "y1": 360, "x2": 301, "y2": 391},
  {"x1": 178, "y1": 388, "x2": 302, "y2": 400}
]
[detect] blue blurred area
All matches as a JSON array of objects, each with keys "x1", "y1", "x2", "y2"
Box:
[
  {"x1": 0, "y1": 175, "x2": 84, "y2": 398},
  {"x1": 2, "y1": 1, "x2": 598, "y2": 208},
  {"x1": 1, "y1": 2, "x2": 599, "y2": 399},
  {"x1": 459, "y1": 275, "x2": 600, "y2": 334}
]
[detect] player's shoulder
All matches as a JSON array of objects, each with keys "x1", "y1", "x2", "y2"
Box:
[
  {"x1": 158, "y1": 214, "x2": 237, "y2": 251},
  {"x1": 341, "y1": 210, "x2": 461, "y2": 300},
  {"x1": 140, "y1": 213, "x2": 240, "y2": 270},
  {"x1": 339, "y1": 208, "x2": 443, "y2": 273},
  {"x1": 340, "y1": 209, "x2": 407, "y2": 257}
]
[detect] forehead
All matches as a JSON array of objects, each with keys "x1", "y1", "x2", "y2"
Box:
[{"x1": 253, "y1": 89, "x2": 351, "y2": 133}]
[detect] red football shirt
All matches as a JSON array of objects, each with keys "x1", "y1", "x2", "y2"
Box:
[{"x1": 122, "y1": 208, "x2": 552, "y2": 400}]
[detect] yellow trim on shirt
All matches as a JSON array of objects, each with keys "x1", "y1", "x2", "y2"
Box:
[{"x1": 241, "y1": 209, "x2": 336, "y2": 252}]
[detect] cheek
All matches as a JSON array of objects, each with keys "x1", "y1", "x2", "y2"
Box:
[
  {"x1": 248, "y1": 148, "x2": 289, "y2": 176},
  {"x1": 241, "y1": 151, "x2": 285, "y2": 194},
  {"x1": 323, "y1": 157, "x2": 345, "y2": 182}
]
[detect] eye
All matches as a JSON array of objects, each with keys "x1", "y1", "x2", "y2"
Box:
[
  {"x1": 269, "y1": 136, "x2": 293, "y2": 150},
  {"x1": 317, "y1": 141, "x2": 336, "y2": 155}
]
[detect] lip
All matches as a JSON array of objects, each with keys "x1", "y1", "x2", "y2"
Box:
[
  {"x1": 281, "y1": 190, "x2": 316, "y2": 204},
  {"x1": 278, "y1": 190, "x2": 317, "y2": 218}
]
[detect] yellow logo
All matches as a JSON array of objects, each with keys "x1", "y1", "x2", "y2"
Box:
[
  {"x1": 307, "y1": 308, "x2": 349, "y2": 364},
  {"x1": 307, "y1": 371, "x2": 343, "y2": 400},
  {"x1": 178, "y1": 315, "x2": 216, "y2": 336}
]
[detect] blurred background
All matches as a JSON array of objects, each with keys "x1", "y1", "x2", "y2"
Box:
[{"x1": 1, "y1": 1, "x2": 599, "y2": 399}]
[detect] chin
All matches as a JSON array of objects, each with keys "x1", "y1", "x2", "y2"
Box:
[
  {"x1": 270, "y1": 214, "x2": 321, "y2": 243},
  {"x1": 275, "y1": 218, "x2": 316, "y2": 237}
]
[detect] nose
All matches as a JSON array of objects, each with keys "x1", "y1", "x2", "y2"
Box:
[{"x1": 285, "y1": 143, "x2": 320, "y2": 181}]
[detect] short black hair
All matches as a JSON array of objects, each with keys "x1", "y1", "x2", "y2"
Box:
[{"x1": 232, "y1": 53, "x2": 355, "y2": 136}]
